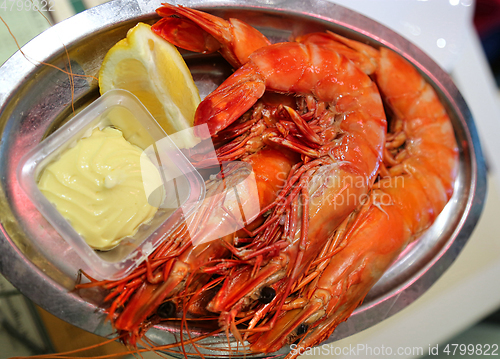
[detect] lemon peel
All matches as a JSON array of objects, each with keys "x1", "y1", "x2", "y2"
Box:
[{"x1": 99, "y1": 23, "x2": 201, "y2": 148}]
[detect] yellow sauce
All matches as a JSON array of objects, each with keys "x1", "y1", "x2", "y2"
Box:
[{"x1": 38, "y1": 127, "x2": 160, "y2": 250}]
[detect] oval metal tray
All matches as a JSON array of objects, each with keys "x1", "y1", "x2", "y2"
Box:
[{"x1": 0, "y1": 0, "x2": 487, "y2": 357}]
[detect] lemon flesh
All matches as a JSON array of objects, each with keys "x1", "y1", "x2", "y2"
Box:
[{"x1": 99, "y1": 23, "x2": 201, "y2": 148}]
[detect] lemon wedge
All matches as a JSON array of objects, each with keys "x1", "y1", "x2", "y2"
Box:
[{"x1": 99, "y1": 23, "x2": 200, "y2": 148}]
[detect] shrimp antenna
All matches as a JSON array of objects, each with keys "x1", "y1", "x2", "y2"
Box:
[{"x1": 1, "y1": 8, "x2": 98, "y2": 114}]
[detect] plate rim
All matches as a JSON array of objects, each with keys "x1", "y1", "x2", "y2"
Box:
[{"x1": 0, "y1": 0, "x2": 487, "y2": 354}]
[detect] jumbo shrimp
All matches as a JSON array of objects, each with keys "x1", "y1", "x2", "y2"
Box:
[
  {"x1": 248, "y1": 46, "x2": 458, "y2": 357},
  {"x1": 198, "y1": 41, "x2": 387, "y2": 336}
]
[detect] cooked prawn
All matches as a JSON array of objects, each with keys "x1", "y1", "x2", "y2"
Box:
[
  {"x1": 248, "y1": 46, "x2": 459, "y2": 357},
  {"x1": 198, "y1": 41, "x2": 387, "y2": 339}
]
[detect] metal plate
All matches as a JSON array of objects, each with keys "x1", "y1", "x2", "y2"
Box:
[{"x1": 0, "y1": 0, "x2": 487, "y2": 357}]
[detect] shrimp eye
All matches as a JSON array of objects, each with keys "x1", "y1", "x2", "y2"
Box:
[
  {"x1": 297, "y1": 323, "x2": 308, "y2": 336},
  {"x1": 157, "y1": 301, "x2": 176, "y2": 318},
  {"x1": 259, "y1": 286, "x2": 276, "y2": 304}
]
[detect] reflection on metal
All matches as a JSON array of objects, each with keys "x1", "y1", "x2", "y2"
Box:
[
  {"x1": 0, "y1": 275, "x2": 54, "y2": 355},
  {"x1": 0, "y1": 0, "x2": 487, "y2": 357}
]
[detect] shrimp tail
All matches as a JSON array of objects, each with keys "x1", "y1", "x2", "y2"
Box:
[
  {"x1": 195, "y1": 64, "x2": 265, "y2": 137},
  {"x1": 153, "y1": 4, "x2": 270, "y2": 67},
  {"x1": 152, "y1": 17, "x2": 222, "y2": 55}
]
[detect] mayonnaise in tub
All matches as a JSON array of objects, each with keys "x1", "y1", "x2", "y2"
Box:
[
  {"x1": 37, "y1": 127, "x2": 161, "y2": 251},
  {"x1": 17, "y1": 89, "x2": 206, "y2": 280}
]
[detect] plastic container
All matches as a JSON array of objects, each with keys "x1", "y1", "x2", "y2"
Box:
[{"x1": 17, "y1": 89, "x2": 205, "y2": 280}]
